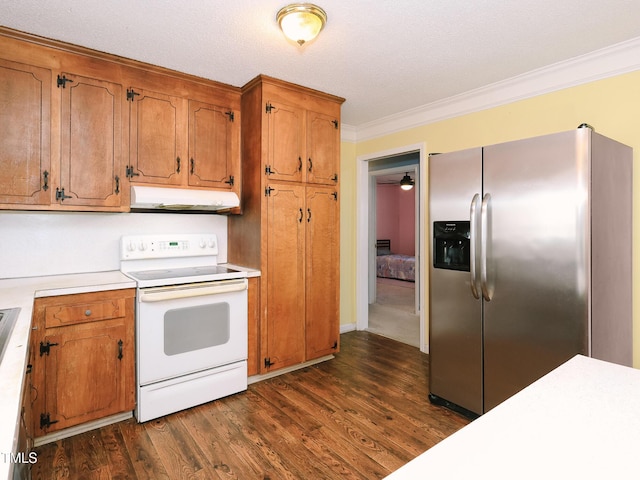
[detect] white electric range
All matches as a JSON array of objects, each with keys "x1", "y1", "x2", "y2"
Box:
[{"x1": 120, "y1": 233, "x2": 248, "y2": 422}]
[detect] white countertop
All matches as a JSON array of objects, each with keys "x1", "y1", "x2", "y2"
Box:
[
  {"x1": 385, "y1": 354, "x2": 640, "y2": 479},
  {"x1": 0, "y1": 271, "x2": 136, "y2": 480}
]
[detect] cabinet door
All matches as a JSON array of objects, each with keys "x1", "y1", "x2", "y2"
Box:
[
  {"x1": 266, "y1": 100, "x2": 305, "y2": 182},
  {"x1": 0, "y1": 58, "x2": 51, "y2": 206},
  {"x1": 305, "y1": 186, "x2": 340, "y2": 359},
  {"x1": 128, "y1": 87, "x2": 186, "y2": 185},
  {"x1": 264, "y1": 183, "x2": 306, "y2": 371},
  {"x1": 58, "y1": 72, "x2": 127, "y2": 208},
  {"x1": 247, "y1": 276, "x2": 260, "y2": 377},
  {"x1": 41, "y1": 322, "x2": 132, "y2": 433},
  {"x1": 306, "y1": 111, "x2": 340, "y2": 186},
  {"x1": 31, "y1": 290, "x2": 135, "y2": 437},
  {"x1": 188, "y1": 100, "x2": 239, "y2": 191}
]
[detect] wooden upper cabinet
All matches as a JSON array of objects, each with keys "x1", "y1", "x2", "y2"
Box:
[
  {"x1": 128, "y1": 87, "x2": 186, "y2": 185},
  {"x1": 188, "y1": 100, "x2": 239, "y2": 192},
  {"x1": 0, "y1": 58, "x2": 51, "y2": 206},
  {"x1": 266, "y1": 101, "x2": 305, "y2": 182},
  {"x1": 265, "y1": 100, "x2": 340, "y2": 186},
  {"x1": 306, "y1": 111, "x2": 340, "y2": 185},
  {"x1": 0, "y1": 27, "x2": 243, "y2": 212},
  {"x1": 58, "y1": 72, "x2": 128, "y2": 209}
]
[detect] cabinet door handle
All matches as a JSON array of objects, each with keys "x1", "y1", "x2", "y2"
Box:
[
  {"x1": 308, "y1": 157, "x2": 313, "y2": 172},
  {"x1": 42, "y1": 170, "x2": 49, "y2": 191},
  {"x1": 118, "y1": 339, "x2": 123, "y2": 360},
  {"x1": 176, "y1": 157, "x2": 181, "y2": 173},
  {"x1": 298, "y1": 157, "x2": 302, "y2": 172},
  {"x1": 85, "y1": 309, "x2": 92, "y2": 316},
  {"x1": 190, "y1": 158, "x2": 195, "y2": 175},
  {"x1": 307, "y1": 208, "x2": 311, "y2": 223},
  {"x1": 115, "y1": 176, "x2": 120, "y2": 195},
  {"x1": 298, "y1": 208, "x2": 303, "y2": 223}
]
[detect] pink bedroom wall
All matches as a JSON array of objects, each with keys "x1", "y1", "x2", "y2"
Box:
[{"x1": 376, "y1": 184, "x2": 415, "y2": 255}]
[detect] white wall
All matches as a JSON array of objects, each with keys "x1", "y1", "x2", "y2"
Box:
[{"x1": 0, "y1": 211, "x2": 228, "y2": 279}]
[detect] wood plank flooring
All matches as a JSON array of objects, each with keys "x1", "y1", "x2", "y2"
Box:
[{"x1": 31, "y1": 331, "x2": 469, "y2": 479}]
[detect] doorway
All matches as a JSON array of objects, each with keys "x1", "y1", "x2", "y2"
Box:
[{"x1": 356, "y1": 143, "x2": 427, "y2": 352}]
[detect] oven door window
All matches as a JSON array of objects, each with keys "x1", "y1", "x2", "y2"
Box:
[{"x1": 164, "y1": 303, "x2": 230, "y2": 356}]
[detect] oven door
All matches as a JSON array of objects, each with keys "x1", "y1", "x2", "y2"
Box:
[{"x1": 137, "y1": 278, "x2": 248, "y2": 386}]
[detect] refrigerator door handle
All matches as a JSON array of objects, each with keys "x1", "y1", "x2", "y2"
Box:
[
  {"x1": 480, "y1": 193, "x2": 492, "y2": 301},
  {"x1": 469, "y1": 193, "x2": 481, "y2": 299}
]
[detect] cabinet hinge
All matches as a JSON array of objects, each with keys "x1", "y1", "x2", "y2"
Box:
[
  {"x1": 332, "y1": 191, "x2": 338, "y2": 201},
  {"x1": 224, "y1": 175, "x2": 235, "y2": 186},
  {"x1": 332, "y1": 340, "x2": 338, "y2": 350},
  {"x1": 265, "y1": 165, "x2": 273, "y2": 176},
  {"x1": 126, "y1": 165, "x2": 140, "y2": 179},
  {"x1": 265, "y1": 103, "x2": 275, "y2": 113},
  {"x1": 126, "y1": 88, "x2": 140, "y2": 102},
  {"x1": 332, "y1": 119, "x2": 339, "y2": 129},
  {"x1": 264, "y1": 357, "x2": 274, "y2": 368},
  {"x1": 225, "y1": 110, "x2": 235, "y2": 122},
  {"x1": 40, "y1": 413, "x2": 59, "y2": 430},
  {"x1": 56, "y1": 75, "x2": 73, "y2": 88},
  {"x1": 55, "y1": 188, "x2": 71, "y2": 202},
  {"x1": 265, "y1": 186, "x2": 274, "y2": 197},
  {"x1": 331, "y1": 173, "x2": 338, "y2": 183},
  {"x1": 40, "y1": 340, "x2": 59, "y2": 356}
]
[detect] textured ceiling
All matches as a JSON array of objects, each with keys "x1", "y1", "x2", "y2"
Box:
[{"x1": 3, "y1": 0, "x2": 640, "y2": 128}]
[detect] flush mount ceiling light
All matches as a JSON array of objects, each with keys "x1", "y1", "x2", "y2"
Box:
[
  {"x1": 400, "y1": 172, "x2": 414, "y2": 191},
  {"x1": 277, "y1": 3, "x2": 327, "y2": 46}
]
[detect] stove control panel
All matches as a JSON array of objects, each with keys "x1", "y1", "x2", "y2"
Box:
[{"x1": 121, "y1": 234, "x2": 219, "y2": 260}]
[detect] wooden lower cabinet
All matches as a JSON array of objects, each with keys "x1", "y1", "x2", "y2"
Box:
[
  {"x1": 247, "y1": 276, "x2": 261, "y2": 377},
  {"x1": 29, "y1": 289, "x2": 135, "y2": 437},
  {"x1": 305, "y1": 187, "x2": 340, "y2": 359},
  {"x1": 245, "y1": 182, "x2": 339, "y2": 373},
  {"x1": 263, "y1": 184, "x2": 307, "y2": 370}
]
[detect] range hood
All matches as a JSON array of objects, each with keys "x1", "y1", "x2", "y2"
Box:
[{"x1": 130, "y1": 186, "x2": 240, "y2": 211}]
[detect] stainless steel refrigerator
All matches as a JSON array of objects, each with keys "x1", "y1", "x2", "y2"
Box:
[{"x1": 428, "y1": 126, "x2": 632, "y2": 416}]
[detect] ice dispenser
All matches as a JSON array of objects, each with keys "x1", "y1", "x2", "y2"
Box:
[{"x1": 433, "y1": 221, "x2": 470, "y2": 271}]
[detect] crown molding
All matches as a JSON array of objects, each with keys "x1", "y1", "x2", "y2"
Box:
[{"x1": 341, "y1": 36, "x2": 640, "y2": 143}]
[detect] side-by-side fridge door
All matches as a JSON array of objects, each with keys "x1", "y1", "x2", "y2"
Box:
[
  {"x1": 482, "y1": 130, "x2": 590, "y2": 412},
  {"x1": 428, "y1": 147, "x2": 483, "y2": 415}
]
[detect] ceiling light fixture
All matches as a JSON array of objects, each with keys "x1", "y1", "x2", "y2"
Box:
[
  {"x1": 400, "y1": 172, "x2": 414, "y2": 191},
  {"x1": 277, "y1": 3, "x2": 327, "y2": 46}
]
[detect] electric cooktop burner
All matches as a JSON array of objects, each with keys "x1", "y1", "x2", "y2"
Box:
[{"x1": 126, "y1": 265, "x2": 242, "y2": 282}]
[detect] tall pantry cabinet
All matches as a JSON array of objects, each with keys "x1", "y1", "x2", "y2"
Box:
[{"x1": 229, "y1": 75, "x2": 344, "y2": 375}]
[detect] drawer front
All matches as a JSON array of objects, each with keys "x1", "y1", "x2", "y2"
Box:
[{"x1": 45, "y1": 298, "x2": 126, "y2": 328}]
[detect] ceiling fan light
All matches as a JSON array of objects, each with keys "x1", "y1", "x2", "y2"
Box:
[
  {"x1": 400, "y1": 173, "x2": 414, "y2": 190},
  {"x1": 277, "y1": 4, "x2": 327, "y2": 46}
]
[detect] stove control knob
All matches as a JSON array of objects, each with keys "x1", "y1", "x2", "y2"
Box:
[
  {"x1": 199, "y1": 239, "x2": 207, "y2": 248},
  {"x1": 127, "y1": 240, "x2": 136, "y2": 252},
  {"x1": 208, "y1": 238, "x2": 216, "y2": 248},
  {"x1": 138, "y1": 241, "x2": 148, "y2": 251}
]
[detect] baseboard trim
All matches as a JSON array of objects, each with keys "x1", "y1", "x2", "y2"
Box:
[
  {"x1": 340, "y1": 323, "x2": 357, "y2": 334},
  {"x1": 34, "y1": 411, "x2": 133, "y2": 447},
  {"x1": 247, "y1": 355, "x2": 334, "y2": 385}
]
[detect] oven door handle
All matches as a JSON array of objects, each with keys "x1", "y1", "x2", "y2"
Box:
[{"x1": 139, "y1": 278, "x2": 248, "y2": 303}]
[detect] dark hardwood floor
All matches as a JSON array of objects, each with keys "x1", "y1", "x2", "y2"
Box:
[{"x1": 32, "y1": 331, "x2": 469, "y2": 479}]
